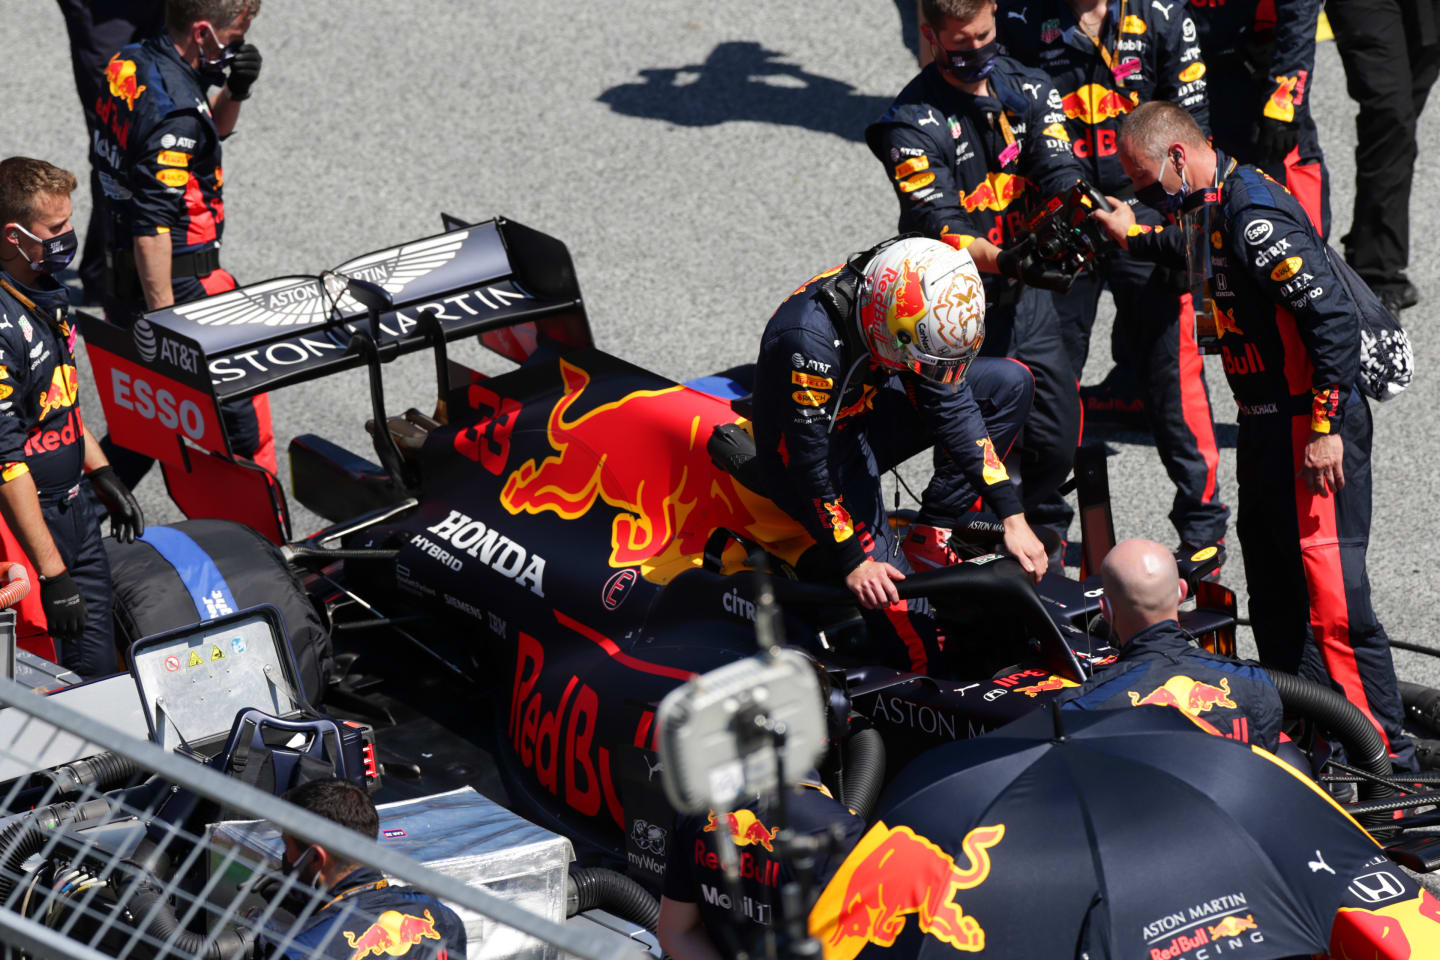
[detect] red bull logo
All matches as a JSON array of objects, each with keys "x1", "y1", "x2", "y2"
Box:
[
  {"x1": 959, "y1": 172, "x2": 1027, "y2": 213},
  {"x1": 886, "y1": 260, "x2": 928, "y2": 346},
  {"x1": 341, "y1": 908, "x2": 441, "y2": 959},
  {"x1": 1265, "y1": 75, "x2": 1302, "y2": 123},
  {"x1": 1214, "y1": 308, "x2": 1245, "y2": 340},
  {"x1": 37, "y1": 365, "x2": 79, "y2": 420},
  {"x1": 811, "y1": 822, "x2": 1004, "y2": 960},
  {"x1": 1014, "y1": 675, "x2": 1079, "y2": 698},
  {"x1": 976, "y1": 437, "x2": 1009, "y2": 486},
  {"x1": 104, "y1": 55, "x2": 146, "y2": 110},
  {"x1": 1059, "y1": 84, "x2": 1135, "y2": 125},
  {"x1": 1129, "y1": 676, "x2": 1237, "y2": 735},
  {"x1": 1330, "y1": 887, "x2": 1440, "y2": 960},
  {"x1": 500, "y1": 359, "x2": 774, "y2": 579},
  {"x1": 823, "y1": 498, "x2": 855, "y2": 543},
  {"x1": 1208, "y1": 914, "x2": 1257, "y2": 939},
  {"x1": 704, "y1": 808, "x2": 779, "y2": 852}
]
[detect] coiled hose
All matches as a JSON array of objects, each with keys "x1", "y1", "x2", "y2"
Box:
[
  {"x1": 1265, "y1": 669, "x2": 1395, "y2": 817},
  {"x1": 567, "y1": 866, "x2": 660, "y2": 932},
  {"x1": 0, "y1": 563, "x2": 29, "y2": 611},
  {"x1": 841, "y1": 727, "x2": 885, "y2": 821},
  {"x1": 124, "y1": 883, "x2": 254, "y2": 960},
  {"x1": 40, "y1": 752, "x2": 143, "y2": 798}
]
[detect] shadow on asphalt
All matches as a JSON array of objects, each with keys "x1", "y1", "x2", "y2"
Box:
[
  {"x1": 1084, "y1": 419, "x2": 1240, "y2": 449},
  {"x1": 597, "y1": 41, "x2": 892, "y2": 142}
]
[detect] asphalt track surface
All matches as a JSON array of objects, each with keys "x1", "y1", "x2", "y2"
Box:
[{"x1": 4, "y1": 0, "x2": 1440, "y2": 802}]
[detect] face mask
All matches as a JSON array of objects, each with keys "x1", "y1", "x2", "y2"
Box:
[
  {"x1": 1135, "y1": 154, "x2": 1189, "y2": 216},
  {"x1": 282, "y1": 845, "x2": 321, "y2": 888},
  {"x1": 937, "y1": 38, "x2": 1001, "y2": 83},
  {"x1": 198, "y1": 24, "x2": 237, "y2": 86},
  {"x1": 8, "y1": 223, "x2": 77, "y2": 275}
]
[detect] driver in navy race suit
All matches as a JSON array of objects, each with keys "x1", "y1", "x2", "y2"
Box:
[{"x1": 750, "y1": 237, "x2": 1049, "y2": 676}]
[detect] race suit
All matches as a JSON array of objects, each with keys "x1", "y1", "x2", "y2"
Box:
[
  {"x1": 999, "y1": 0, "x2": 1229, "y2": 548},
  {"x1": 1127, "y1": 155, "x2": 1417, "y2": 773},
  {"x1": 1189, "y1": 0, "x2": 1329, "y2": 235},
  {"x1": 260, "y1": 867, "x2": 467, "y2": 960},
  {"x1": 1327, "y1": 0, "x2": 1440, "y2": 298},
  {"x1": 0, "y1": 272, "x2": 116, "y2": 677},
  {"x1": 663, "y1": 783, "x2": 864, "y2": 953},
  {"x1": 865, "y1": 57, "x2": 1083, "y2": 535},
  {"x1": 753, "y1": 262, "x2": 1033, "y2": 674},
  {"x1": 90, "y1": 32, "x2": 274, "y2": 483},
  {"x1": 1058, "y1": 618, "x2": 1283, "y2": 751}
]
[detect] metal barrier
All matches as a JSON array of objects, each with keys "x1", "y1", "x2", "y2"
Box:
[{"x1": 0, "y1": 677, "x2": 641, "y2": 960}]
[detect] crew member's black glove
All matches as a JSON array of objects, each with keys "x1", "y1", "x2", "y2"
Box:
[
  {"x1": 996, "y1": 234, "x2": 1078, "y2": 293},
  {"x1": 226, "y1": 43, "x2": 263, "y2": 100},
  {"x1": 1253, "y1": 115, "x2": 1300, "y2": 182},
  {"x1": 39, "y1": 571, "x2": 86, "y2": 646},
  {"x1": 88, "y1": 465, "x2": 145, "y2": 543}
]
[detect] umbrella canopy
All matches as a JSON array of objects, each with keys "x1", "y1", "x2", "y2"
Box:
[{"x1": 809, "y1": 706, "x2": 1385, "y2": 960}]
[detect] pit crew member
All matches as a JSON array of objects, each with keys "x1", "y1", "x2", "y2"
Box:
[
  {"x1": 998, "y1": 0, "x2": 1230, "y2": 560},
  {"x1": 659, "y1": 780, "x2": 865, "y2": 960},
  {"x1": 1091, "y1": 101, "x2": 1418, "y2": 772},
  {"x1": 1327, "y1": 0, "x2": 1440, "y2": 315},
  {"x1": 752, "y1": 236, "x2": 1048, "y2": 675},
  {"x1": 867, "y1": 0, "x2": 1083, "y2": 551},
  {"x1": 91, "y1": 0, "x2": 275, "y2": 487},
  {"x1": 263, "y1": 778, "x2": 467, "y2": 960},
  {"x1": 1188, "y1": 0, "x2": 1328, "y2": 236},
  {"x1": 56, "y1": 0, "x2": 164, "y2": 304},
  {"x1": 0, "y1": 157, "x2": 144, "y2": 678},
  {"x1": 1057, "y1": 538, "x2": 1282, "y2": 750}
]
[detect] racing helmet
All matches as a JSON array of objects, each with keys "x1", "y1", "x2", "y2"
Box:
[{"x1": 856, "y1": 237, "x2": 986, "y2": 385}]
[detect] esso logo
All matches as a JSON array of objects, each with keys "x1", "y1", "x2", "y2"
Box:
[{"x1": 109, "y1": 370, "x2": 206, "y2": 441}]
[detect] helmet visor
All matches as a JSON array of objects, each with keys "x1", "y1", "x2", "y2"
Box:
[{"x1": 905, "y1": 352, "x2": 970, "y2": 385}]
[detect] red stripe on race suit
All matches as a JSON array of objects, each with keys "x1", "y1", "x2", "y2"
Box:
[
  {"x1": 883, "y1": 600, "x2": 929, "y2": 674},
  {"x1": 1177, "y1": 293, "x2": 1221, "y2": 503},
  {"x1": 182, "y1": 175, "x2": 219, "y2": 247},
  {"x1": 1285, "y1": 148, "x2": 1325, "y2": 233},
  {"x1": 1288, "y1": 414, "x2": 1391, "y2": 749}
]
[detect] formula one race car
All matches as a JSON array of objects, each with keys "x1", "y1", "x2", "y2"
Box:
[{"x1": 67, "y1": 217, "x2": 1440, "y2": 897}]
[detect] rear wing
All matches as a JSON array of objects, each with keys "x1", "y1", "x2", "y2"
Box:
[{"x1": 76, "y1": 216, "x2": 592, "y2": 542}]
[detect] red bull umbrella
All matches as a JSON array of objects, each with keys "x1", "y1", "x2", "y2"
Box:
[{"x1": 809, "y1": 707, "x2": 1385, "y2": 960}]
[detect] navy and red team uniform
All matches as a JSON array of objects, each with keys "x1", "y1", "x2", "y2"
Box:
[
  {"x1": 999, "y1": 0, "x2": 1229, "y2": 550},
  {"x1": 1127, "y1": 155, "x2": 1418, "y2": 773},
  {"x1": 1189, "y1": 0, "x2": 1329, "y2": 236},
  {"x1": 752, "y1": 259, "x2": 1033, "y2": 674},
  {"x1": 90, "y1": 32, "x2": 274, "y2": 485},
  {"x1": 0, "y1": 273, "x2": 116, "y2": 677},
  {"x1": 261, "y1": 867, "x2": 466, "y2": 959},
  {"x1": 865, "y1": 58, "x2": 1083, "y2": 535},
  {"x1": 1058, "y1": 618, "x2": 1284, "y2": 751},
  {"x1": 663, "y1": 784, "x2": 865, "y2": 953}
]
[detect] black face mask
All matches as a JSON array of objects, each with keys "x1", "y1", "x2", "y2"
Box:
[
  {"x1": 1134, "y1": 154, "x2": 1190, "y2": 216},
  {"x1": 9, "y1": 224, "x2": 77, "y2": 275},
  {"x1": 937, "y1": 38, "x2": 1001, "y2": 83}
]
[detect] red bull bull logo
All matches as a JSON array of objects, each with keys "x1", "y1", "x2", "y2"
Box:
[
  {"x1": 823, "y1": 498, "x2": 855, "y2": 543},
  {"x1": 341, "y1": 908, "x2": 441, "y2": 959},
  {"x1": 37, "y1": 365, "x2": 79, "y2": 420},
  {"x1": 1330, "y1": 887, "x2": 1440, "y2": 960},
  {"x1": 1059, "y1": 84, "x2": 1135, "y2": 125},
  {"x1": 976, "y1": 437, "x2": 1009, "y2": 486},
  {"x1": 959, "y1": 172, "x2": 1027, "y2": 212},
  {"x1": 811, "y1": 822, "x2": 1004, "y2": 960},
  {"x1": 1128, "y1": 676, "x2": 1237, "y2": 735},
  {"x1": 1264, "y1": 75, "x2": 1302, "y2": 124},
  {"x1": 886, "y1": 260, "x2": 928, "y2": 346},
  {"x1": 104, "y1": 55, "x2": 146, "y2": 110},
  {"x1": 704, "y1": 808, "x2": 779, "y2": 852},
  {"x1": 1213, "y1": 308, "x2": 1245, "y2": 340},
  {"x1": 500, "y1": 359, "x2": 776, "y2": 579},
  {"x1": 1014, "y1": 675, "x2": 1079, "y2": 698},
  {"x1": 1207, "y1": 914, "x2": 1258, "y2": 939}
]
